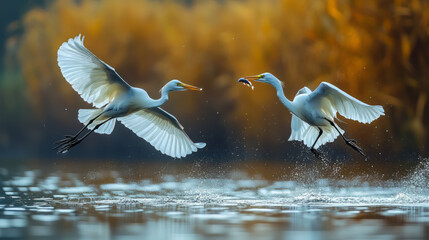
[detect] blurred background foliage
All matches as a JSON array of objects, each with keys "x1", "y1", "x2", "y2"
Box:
[{"x1": 0, "y1": 0, "x2": 428, "y2": 161}]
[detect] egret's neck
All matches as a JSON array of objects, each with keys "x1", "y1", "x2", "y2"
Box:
[
  {"x1": 151, "y1": 87, "x2": 169, "y2": 107},
  {"x1": 273, "y1": 82, "x2": 294, "y2": 113}
]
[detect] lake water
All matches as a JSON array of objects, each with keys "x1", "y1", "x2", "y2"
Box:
[{"x1": 0, "y1": 159, "x2": 428, "y2": 239}]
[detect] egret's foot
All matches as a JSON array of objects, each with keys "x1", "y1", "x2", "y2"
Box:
[
  {"x1": 56, "y1": 138, "x2": 81, "y2": 154},
  {"x1": 53, "y1": 135, "x2": 80, "y2": 151},
  {"x1": 53, "y1": 136, "x2": 76, "y2": 150},
  {"x1": 54, "y1": 139, "x2": 73, "y2": 148},
  {"x1": 311, "y1": 148, "x2": 322, "y2": 159},
  {"x1": 54, "y1": 135, "x2": 76, "y2": 144},
  {"x1": 345, "y1": 139, "x2": 367, "y2": 158}
]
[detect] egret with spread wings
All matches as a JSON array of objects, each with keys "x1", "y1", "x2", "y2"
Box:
[
  {"x1": 54, "y1": 35, "x2": 206, "y2": 158},
  {"x1": 240, "y1": 73, "x2": 384, "y2": 158}
]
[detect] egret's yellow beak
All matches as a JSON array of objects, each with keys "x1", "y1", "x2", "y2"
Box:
[
  {"x1": 244, "y1": 74, "x2": 263, "y2": 81},
  {"x1": 181, "y1": 83, "x2": 203, "y2": 91}
]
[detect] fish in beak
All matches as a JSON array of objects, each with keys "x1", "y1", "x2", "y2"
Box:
[
  {"x1": 238, "y1": 78, "x2": 254, "y2": 90},
  {"x1": 238, "y1": 74, "x2": 265, "y2": 90}
]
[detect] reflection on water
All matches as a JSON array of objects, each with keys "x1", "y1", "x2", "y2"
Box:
[{"x1": 0, "y1": 159, "x2": 428, "y2": 239}]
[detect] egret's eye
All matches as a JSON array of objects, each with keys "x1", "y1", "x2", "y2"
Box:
[
  {"x1": 259, "y1": 74, "x2": 265, "y2": 78},
  {"x1": 177, "y1": 82, "x2": 182, "y2": 87}
]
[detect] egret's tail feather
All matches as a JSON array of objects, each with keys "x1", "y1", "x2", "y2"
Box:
[
  {"x1": 194, "y1": 142, "x2": 206, "y2": 149},
  {"x1": 95, "y1": 118, "x2": 116, "y2": 134},
  {"x1": 78, "y1": 109, "x2": 115, "y2": 135},
  {"x1": 288, "y1": 115, "x2": 343, "y2": 149},
  {"x1": 305, "y1": 126, "x2": 342, "y2": 149},
  {"x1": 78, "y1": 109, "x2": 102, "y2": 125}
]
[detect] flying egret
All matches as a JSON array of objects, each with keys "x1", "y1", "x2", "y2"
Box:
[
  {"x1": 53, "y1": 35, "x2": 206, "y2": 158},
  {"x1": 240, "y1": 73, "x2": 384, "y2": 158}
]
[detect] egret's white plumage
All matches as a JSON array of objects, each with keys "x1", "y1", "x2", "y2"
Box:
[
  {"x1": 55, "y1": 35, "x2": 205, "y2": 158},
  {"x1": 289, "y1": 114, "x2": 343, "y2": 149},
  {"x1": 308, "y1": 82, "x2": 384, "y2": 124},
  {"x1": 77, "y1": 109, "x2": 117, "y2": 134},
  {"x1": 58, "y1": 35, "x2": 130, "y2": 108},
  {"x1": 118, "y1": 108, "x2": 205, "y2": 158},
  {"x1": 242, "y1": 73, "x2": 384, "y2": 157}
]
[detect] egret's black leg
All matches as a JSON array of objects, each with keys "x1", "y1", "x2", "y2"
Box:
[
  {"x1": 53, "y1": 112, "x2": 103, "y2": 149},
  {"x1": 326, "y1": 119, "x2": 367, "y2": 158},
  {"x1": 57, "y1": 118, "x2": 112, "y2": 154},
  {"x1": 310, "y1": 128, "x2": 323, "y2": 159}
]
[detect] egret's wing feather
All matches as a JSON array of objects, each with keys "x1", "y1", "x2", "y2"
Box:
[
  {"x1": 57, "y1": 35, "x2": 131, "y2": 108},
  {"x1": 118, "y1": 108, "x2": 205, "y2": 158},
  {"x1": 308, "y1": 82, "x2": 384, "y2": 123},
  {"x1": 295, "y1": 87, "x2": 312, "y2": 96},
  {"x1": 148, "y1": 107, "x2": 185, "y2": 130}
]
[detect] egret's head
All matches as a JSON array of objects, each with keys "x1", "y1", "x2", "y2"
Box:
[
  {"x1": 164, "y1": 79, "x2": 202, "y2": 92},
  {"x1": 244, "y1": 72, "x2": 283, "y2": 88}
]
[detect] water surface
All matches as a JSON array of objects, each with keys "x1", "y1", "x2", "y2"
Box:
[{"x1": 0, "y1": 159, "x2": 428, "y2": 239}]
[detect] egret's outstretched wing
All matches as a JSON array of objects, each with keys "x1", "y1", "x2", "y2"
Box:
[
  {"x1": 118, "y1": 108, "x2": 206, "y2": 158},
  {"x1": 57, "y1": 35, "x2": 131, "y2": 108},
  {"x1": 308, "y1": 82, "x2": 384, "y2": 124}
]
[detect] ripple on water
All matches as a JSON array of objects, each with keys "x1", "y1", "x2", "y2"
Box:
[
  {"x1": 8, "y1": 177, "x2": 34, "y2": 187},
  {"x1": 138, "y1": 184, "x2": 162, "y2": 192},
  {"x1": 32, "y1": 215, "x2": 60, "y2": 222},
  {"x1": 244, "y1": 208, "x2": 279, "y2": 214},
  {"x1": 381, "y1": 209, "x2": 408, "y2": 216},
  {"x1": 55, "y1": 209, "x2": 75, "y2": 214},
  {"x1": 29, "y1": 187, "x2": 41, "y2": 192},
  {"x1": 191, "y1": 212, "x2": 236, "y2": 221},
  {"x1": 58, "y1": 186, "x2": 94, "y2": 194},
  {"x1": 0, "y1": 218, "x2": 27, "y2": 228},
  {"x1": 334, "y1": 210, "x2": 361, "y2": 217},
  {"x1": 100, "y1": 183, "x2": 137, "y2": 191},
  {"x1": 94, "y1": 205, "x2": 111, "y2": 211},
  {"x1": 4, "y1": 207, "x2": 26, "y2": 211}
]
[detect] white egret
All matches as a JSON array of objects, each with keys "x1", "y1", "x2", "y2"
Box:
[
  {"x1": 54, "y1": 35, "x2": 206, "y2": 158},
  {"x1": 241, "y1": 73, "x2": 385, "y2": 158}
]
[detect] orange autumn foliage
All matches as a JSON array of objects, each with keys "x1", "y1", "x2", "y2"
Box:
[{"x1": 12, "y1": 0, "x2": 429, "y2": 156}]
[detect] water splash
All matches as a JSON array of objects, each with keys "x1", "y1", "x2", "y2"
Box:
[{"x1": 402, "y1": 158, "x2": 429, "y2": 194}]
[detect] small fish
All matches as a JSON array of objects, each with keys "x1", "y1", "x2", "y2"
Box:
[{"x1": 238, "y1": 78, "x2": 254, "y2": 90}]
